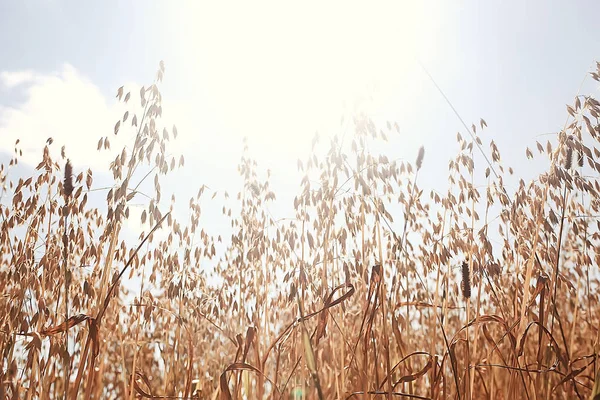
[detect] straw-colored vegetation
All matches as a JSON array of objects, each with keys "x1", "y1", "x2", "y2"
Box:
[{"x1": 1, "y1": 61, "x2": 600, "y2": 399}]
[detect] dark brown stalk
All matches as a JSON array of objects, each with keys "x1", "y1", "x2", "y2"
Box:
[{"x1": 62, "y1": 160, "x2": 73, "y2": 400}]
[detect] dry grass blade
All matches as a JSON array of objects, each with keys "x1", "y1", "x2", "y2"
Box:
[
  {"x1": 39, "y1": 314, "x2": 92, "y2": 337},
  {"x1": 219, "y1": 363, "x2": 280, "y2": 400}
]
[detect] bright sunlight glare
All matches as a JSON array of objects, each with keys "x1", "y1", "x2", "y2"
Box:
[
  {"x1": 165, "y1": 2, "x2": 444, "y2": 163},
  {"x1": 3, "y1": 3, "x2": 600, "y2": 398}
]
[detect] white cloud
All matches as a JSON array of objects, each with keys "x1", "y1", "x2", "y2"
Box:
[
  {"x1": 0, "y1": 65, "x2": 184, "y2": 248},
  {"x1": 0, "y1": 64, "x2": 142, "y2": 171},
  {"x1": 1, "y1": 70, "x2": 36, "y2": 88},
  {"x1": 0, "y1": 64, "x2": 213, "y2": 180}
]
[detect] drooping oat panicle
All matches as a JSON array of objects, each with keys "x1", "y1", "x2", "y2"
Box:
[
  {"x1": 578, "y1": 150, "x2": 584, "y2": 167},
  {"x1": 63, "y1": 160, "x2": 74, "y2": 198},
  {"x1": 461, "y1": 261, "x2": 471, "y2": 299},
  {"x1": 416, "y1": 146, "x2": 425, "y2": 170}
]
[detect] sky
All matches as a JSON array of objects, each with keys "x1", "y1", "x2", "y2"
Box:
[{"x1": 1, "y1": 1, "x2": 600, "y2": 243}]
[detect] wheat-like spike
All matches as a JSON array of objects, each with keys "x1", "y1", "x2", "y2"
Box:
[
  {"x1": 565, "y1": 145, "x2": 573, "y2": 170},
  {"x1": 461, "y1": 261, "x2": 471, "y2": 299},
  {"x1": 416, "y1": 146, "x2": 425, "y2": 171},
  {"x1": 64, "y1": 160, "x2": 73, "y2": 198}
]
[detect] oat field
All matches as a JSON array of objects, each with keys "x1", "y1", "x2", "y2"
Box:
[{"x1": 2, "y1": 61, "x2": 600, "y2": 399}]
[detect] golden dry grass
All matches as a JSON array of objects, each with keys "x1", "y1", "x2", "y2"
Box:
[{"x1": 1, "y1": 61, "x2": 600, "y2": 399}]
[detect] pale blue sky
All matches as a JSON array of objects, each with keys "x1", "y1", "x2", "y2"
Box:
[{"x1": 1, "y1": 1, "x2": 599, "y2": 240}]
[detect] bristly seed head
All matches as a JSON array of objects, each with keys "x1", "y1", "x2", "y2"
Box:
[
  {"x1": 416, "y1": 146, "x2": 425, "y2": 171},
  {"x1": 461, "y1": 261, "x2": 471, "y2": 299},
  {"x1": 565, "y1": 142, "x2": 573, "y2": 170},
  {"x1": 63, "y1": 160, "x2": 73, "y2": 198}
]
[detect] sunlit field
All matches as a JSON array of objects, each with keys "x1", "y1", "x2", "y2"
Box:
[
  {"x1": 1, "y1": 59, "x2": 600, "y2": 399},
  {"x1": 2, "y1": 3, "x2": 600, "y2": 400}
]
